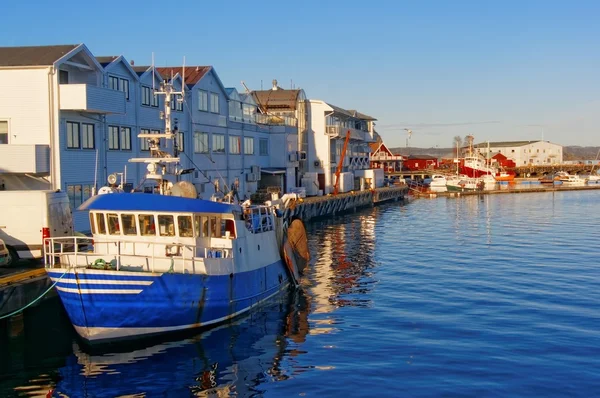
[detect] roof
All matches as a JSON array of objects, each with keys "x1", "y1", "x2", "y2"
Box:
[
  {"x1": 252, "y1": 88, "x2": 303, "y2": 111},
  {"x1": 79, "y1": 193, "x2": 240, "y2": 214},
  {"x1": 155, "y1": 66, "x2": 211, "y2": 86},
  {"x1": 95, "y1": 56, "x2": 118, "y2": 67},
  {"x1": 473, "y1": 140, "x2": 543, "y2": 148},
  {"x1": 0, "y1": 44, "x2": 79, "y2": 67},
  {"x1": 347, "y1": 109, "x2": 377, "y2": 121},
  {"x1": 132, "y1": 66, "x2": 151, "y2": 76},
  {"x1": 325, "y1": 103, "x2": 377, "y2": 121}
]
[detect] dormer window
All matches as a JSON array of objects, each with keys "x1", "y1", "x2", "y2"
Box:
[{"x1": 109, "y1": 75, "x2": 130, "y2": 100}]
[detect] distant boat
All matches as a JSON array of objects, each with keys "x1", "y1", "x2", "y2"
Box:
[
  {"x1": 429, "y1": 174, "x2": 448, "y2": 192},
  {"x1": 561, "y1": 175, "x2": 586, "y2": 186},
  {"x1": 494, "y1": 171, "x2": 516, "y2": 182}
]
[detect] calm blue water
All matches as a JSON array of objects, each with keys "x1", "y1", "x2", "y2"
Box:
[{"x1": 2, "y1": 190, "x2": 600, "y2": 397}]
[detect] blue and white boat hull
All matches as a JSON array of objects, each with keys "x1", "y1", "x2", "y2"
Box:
[{"x1": 47, "y1": 261, "x2": 289, "y2": 343}]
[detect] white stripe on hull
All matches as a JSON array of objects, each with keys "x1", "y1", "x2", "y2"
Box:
[
  {"x1": 56, "y1": 286, "x2": 143, "y2": 294},
  {"x1": 54, "y1": 278, "x2": 154, "y2": 285}
]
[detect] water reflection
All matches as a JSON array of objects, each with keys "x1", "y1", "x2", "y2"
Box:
[
  {"x1": 305, "y1": 211, "x2": 378, "y2": 314},
  {"x1": 8, "y1": 288, "x2": 310, "y2": 398}
]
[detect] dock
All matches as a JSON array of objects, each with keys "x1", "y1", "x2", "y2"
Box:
[
  {"x1": 0, "y1": 265, "x2": 53, "y2": 319},
  {"x1": 281, "y1": 185, "x2": 408, "y2": 223},
  {"x1": 412, "y1": 182, "x2": 600, "y2": 198}
]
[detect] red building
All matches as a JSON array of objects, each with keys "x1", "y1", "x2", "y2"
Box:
[
  {"x1": 369, "y1": 141, "x2": 403, "y2": 172},
  {"x1": 403, "y1": 155, "x2": 439, "y2": 171},
  {"x1": 492, "y1": 153, "x2": 516, "y2": 168}
]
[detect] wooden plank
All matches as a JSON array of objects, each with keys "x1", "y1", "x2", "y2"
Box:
[{"x1": 0, "y1": 268, "x2": 46, "y2": 287}]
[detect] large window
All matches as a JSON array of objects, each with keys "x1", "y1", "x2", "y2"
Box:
[
  {"x1": 0, "y1": 121, "x2": 7, "y2": 144},
  {"x1": 212, "y1": 134, "x2": 225, "y2": 153},
  {"x1": 66, "y1": 121, "x2": 80, "y2": 149},
  {"x1": 229, "y1": 136, "x2": 241, "y2": 154},
  {"x1": 171, "y1": 94, "x2": 183, "y2": 111},
  {"x1": 66, "y1": 183, "x2": 94, "y2": 208},
  {"x1": 139, "y1": 214, "x2": 156, "y2": 236},
  {"x1": 194, "y1": 132, "x2": 209, "y2": 153},
  {"x1": 108, "y1": 126, "x2": 119, "y2": 150},
  {"x1": 259, "y1": 138, "x2": 268, "y2": 156},
  {"x1": 244, "y1": 137, "x2": 254, "y2": 155},
  {"x1": 81, "y1": 123, "x2": 95, "y2": 149},
  {"x1": 121, "y1": 127, "x2": 131, "y2": 150},
  {"x1": 198, "y1": 90, "x2": 208, "y2": 111},
  {"x1": 109, "y1": 75, "x2": 119, "y2": 91},
  {"x1": 210, "y1": 93, "x2": 219, "y2": 113}
]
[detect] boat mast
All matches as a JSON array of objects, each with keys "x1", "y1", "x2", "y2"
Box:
[{"x1": 129, "y1": 61, "x2": 186, "y2": 195}]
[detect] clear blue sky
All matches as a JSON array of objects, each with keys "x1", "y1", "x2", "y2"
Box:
[{"x1": 2, "y1": 0, "x2": 599, "y2": 148}]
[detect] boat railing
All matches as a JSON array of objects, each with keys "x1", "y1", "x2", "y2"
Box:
[
  {"x1": 243, "y1": 206, "x2": 274, "y2": 233},
  {"x1": 43, "y1": 236, "x2": 232, "y2": 274}
]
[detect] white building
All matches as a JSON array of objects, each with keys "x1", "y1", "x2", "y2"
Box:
[{"x1": 473, "y1": 140, "x2": 563, "y2": 166}]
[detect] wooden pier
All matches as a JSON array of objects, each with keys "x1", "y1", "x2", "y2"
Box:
[
  {"x1": 281, "y1": 185, "x2": 408, "y2": 223},
  {"x1": 412, "y1": 183, "x2": 600, "y2": 198}
]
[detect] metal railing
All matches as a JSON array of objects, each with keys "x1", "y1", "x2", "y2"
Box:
[{"x1": 43, "y1": 236, "x2": 233, "y2": 274}]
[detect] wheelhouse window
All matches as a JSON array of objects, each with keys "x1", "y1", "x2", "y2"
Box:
[
  {"x1": 139, "y1": 214, "x2": 156, "y2": 236},
  {"x1": 158, "y1": 215, "x2": 175, "y2": 237},
  {"x1": 96, "y1": 213, "x2": 106, "y2": 234},
  {"x1": 89, "y1": 213, "x2": 96, "y2": 234},
  {"x1": 107, "y1": 213, "x2": 120, "y2": 235},
  {"x1": 178, "y1": 215, "x2": 193, "y2": 237},
  {"x1": 121, "y1": 214, "x2": 137, "y2": 236}
]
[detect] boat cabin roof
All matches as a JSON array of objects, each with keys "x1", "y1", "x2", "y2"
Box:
[{"x1": 79, "y1": 193, "x2": 241, "y2": 214}]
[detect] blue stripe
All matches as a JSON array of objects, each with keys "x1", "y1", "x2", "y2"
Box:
[
  {"x1": 54, "y1": 260, "x2": 288, "y2": 329},
  {"x1": 78, "y1": 192, "x2": 240, "y2": 213}
]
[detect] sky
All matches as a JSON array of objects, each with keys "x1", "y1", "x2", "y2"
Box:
[{"x1": 2, "y1": 0, "x2": 599, "y2": 148}]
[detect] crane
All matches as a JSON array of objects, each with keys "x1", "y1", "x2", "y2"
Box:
[{"x1": 333, "y1": 130, "x2": 351, "y2": 195}]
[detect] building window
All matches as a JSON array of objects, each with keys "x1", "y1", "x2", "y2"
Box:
[
  {"x1": 142, "y1": 86, "x2": 151, "y2": 106},
  {"x1": 59, "y1": 70, "x2": 69, "y2": 84},
  {"x1": 108, "y1": 125, "x2": 119, "y2": 149},
  {"x1": 0, "y1": 121, "x2": 8, "y2": 144},
  {"x1": 121, "y1": 127, "x2": 131, "y2": 150},
  {"x1": 210, "y1": 93, "x2": 219, "y2": 113},
  {"x1": 140, "y1": 128, "x2": 150, "y2": 151},
  {"x1": 244, "y1": 137, "x2": 254, "y2": 155},
  {"x1": 194, "y1": 132, "x2": 209, "y2": 153},
  {"x1": 152, "y1": 92, "x2": 159, "y2": 107},
  {"x1": 259, "y1": 138, "x2": 268, "y2": 156},
  {"x1": 171, "y1": 94, "x2": 183, "y2": 111},
  {"x1": 198, "y1": 90, "x2": 208, "y2": 111},
  {"x1": 66, "y1": 183, "x2": 94, "y2": 209},
  {"x1": 212, "y1": 133, "x2": 225, "y2": 153},
  {"x1": 229, "y1": 136, "x2": 241, "y2": 154},
  {"x1": 66, "y1": 121, "x2": 80, "y2": 149},
  {"x1": 109, "y1": 75, "x2": 119, "y2": 91},
  {"x1": 176, "y1": 131, "x2": 184, "y2": 151},
  {"x1": 81, "y1": 123, "x2": 95, "y2": 149},
  {"x1": 120, "y1": 78, "x2": 129, "y2": 100}
]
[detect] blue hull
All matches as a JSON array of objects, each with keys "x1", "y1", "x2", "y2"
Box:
[{"x1": 47, "y1": 260, "x2": 289, "y2": 343}]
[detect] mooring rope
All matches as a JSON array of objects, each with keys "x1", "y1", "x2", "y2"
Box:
[{"x1": 0, "y1": 268, "x2": 69, "y2": 320}]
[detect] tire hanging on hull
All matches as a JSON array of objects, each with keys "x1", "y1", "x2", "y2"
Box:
[{"x1": 281, "y1": 218, "x2": 310, "y2": 287}]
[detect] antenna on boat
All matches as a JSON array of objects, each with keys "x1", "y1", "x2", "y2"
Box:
[{"x1": 129, "y1": 55, "x2": 186, "y2": 195}]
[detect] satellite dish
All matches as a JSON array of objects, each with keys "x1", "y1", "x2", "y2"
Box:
[
  {"x1": 107, "y1": 173, "x2": 118, "y2": 185},
  {"x1": 170, "y1": 181, "x2": 198, "y2": 198}
]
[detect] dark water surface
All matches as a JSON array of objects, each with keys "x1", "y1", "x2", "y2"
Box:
[{"x1": 1, "y1": 190, "x2": 599, "y2": 397}]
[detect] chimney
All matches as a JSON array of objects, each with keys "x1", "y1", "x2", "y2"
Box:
[
  {"x1": 272, "y1": 79, "x2": 278, "y2": 90},
  {"x1": 130, "y1": 60, "x2": 135, "y2": 66}
]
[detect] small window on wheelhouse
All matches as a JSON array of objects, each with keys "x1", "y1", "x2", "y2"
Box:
[
  {"x1": 194, "y1": 215, "x2": 202, "y2": 237},
  {"x1": 178, "y1": 215, "x2": 193, "y2": 237},
  {"x1": 210, "y1": 216, "x2": 218, "y2": 237},
  {"x1": 89, "y1": 213, "x2": 96, "y2": 234},
  {"x1": 107, "y1": 213, "x2": 120, "y2": 235},
  {"x1": 96, "y1": 213, "x2": 106, "y2": 234},
  {"x1": 121, "y1": 214, "x2": 137, "y2": 236},
  {"x1": 158, "y1": 215, "x2": 175, "y2": 237},
  {"x1": 139, "y1": 214, "x2": 156, "y2": 236}
]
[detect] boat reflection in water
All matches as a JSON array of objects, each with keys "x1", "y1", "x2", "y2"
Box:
[{"x1": 49, "y1": 288, "x2": 310, "y2": 397}]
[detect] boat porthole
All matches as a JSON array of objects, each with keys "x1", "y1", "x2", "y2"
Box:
[{"x1": 258, "y1": 245, "x2": 260, "y2": 251}]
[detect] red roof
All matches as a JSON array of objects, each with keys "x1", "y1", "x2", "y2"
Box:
[{"x1": 155, "y1": 66, "x2": 211, "y2": 86}]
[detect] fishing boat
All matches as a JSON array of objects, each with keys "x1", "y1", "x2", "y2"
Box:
[
  {"x1": 494, "y1": 171, "x2": 516, "y2": 182},
  {"x1": 43, "y1": 76, "x2": 309, "y2": 345}
]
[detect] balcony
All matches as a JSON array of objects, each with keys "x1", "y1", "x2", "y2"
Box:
[
  {"x1": 326, "y1": 125, "x2": 367, "y2": 141},
  {"x1": 255, "y1": 113, "x2": 298, "y2": 127},
  {"x1": 60, "y1": 84, "x2": 125, "y2": 114},
  {"x1": 0, "y1": 144, "x2": 50, "y2": 175}
]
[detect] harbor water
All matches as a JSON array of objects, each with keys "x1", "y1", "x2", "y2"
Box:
[{"x1": 2, "y1": 190, "x2": 600, "y2": 397}]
